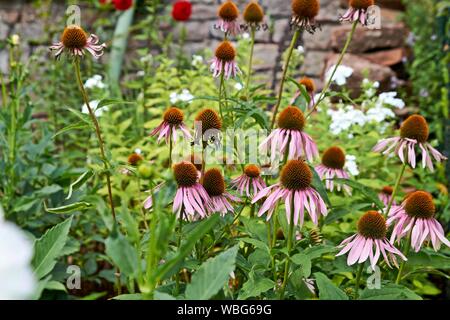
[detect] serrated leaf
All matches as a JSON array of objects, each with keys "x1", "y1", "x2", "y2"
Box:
[
  {"x1": 185, "y1": 246, "x2": 239, "y2": 300},
  {"x1": 290, "y1": 253, "x2": 312, "y2": 278},
  {"x1": 46, "y1": 202, "x2": 93, "y2": 214},
  {"x1": 66, "y1": 170, "x2": 94, "y2": 200},
  {"x1": 359, "y1": 284, "x2": 422, "y2": 300},
  {"x1": 314, "y1": 272, "x2": 348, "y2": 300},
  {"x1": 32, "y1": 216, "x2": 73, "y2": 279},
  {"x1": 238, "y1": 272, "x2": 275, "y2": 300},
  {"x1": 303, "y1": 245, "x2": 336, "y2": 260}
]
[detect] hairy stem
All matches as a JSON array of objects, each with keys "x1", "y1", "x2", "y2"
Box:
[
  {"x1": 384, "y1": 162, "x2": 407, "y2": 218},
  {"x1": 245, "y1": 27, "x2": 256, "y2": 99},
  {"x1": 279, "y1": 197, "x2": 295, "y2": 299}
]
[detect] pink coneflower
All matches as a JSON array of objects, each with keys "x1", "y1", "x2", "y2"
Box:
[
  {"x1": 378, "y1": 186, "x2": 395, "y2": 207},
  {"x1": 260, "y1": 106, "x2": 319, "y2": 162},
  {"x1": 252, "y1": 160, "x2": 327, "y2": 226},
  {"x1": 336, "y1": 211, "x2": 407, "y2": 270},
  {"x1": 291, "y1": 77, "x2": 316, "y2": 109},
  {"x1": 341, "y1": 0, "x2": 374, "y2": 26},
  {"x1": 372, "y1": 115, "x2": 447, "y2": 172},
  {"x1": 242, "y1": 1, "x2": 268, "y2": 31},
  {"x1": 388, "y1": 191, "x2": 450, "y2": 252},
  {"x1": 173, "y1": 162, "x2": 211, "y2": 220},
  {"x1": 202, "y1": 169, "x2": 240, "y2": 216},
  {"x1": 291, "y1": 0, "x2": 320, "y2": 33},
  {"x1": 150, "y1": 107, "x2": 191, "y2": 144},
  {"x1": 50, "y1": 25, "x2": 106, "y2": 60},
  {"x1": 315, "y1": 146, "x2": 351, "y2": 194},
  {"x1": 210, "y1": 41, "x2": 240, "y2": 79},
  {"x1": 230, "y1": 164, "x2": 266, "y2": 197},
  {"x1": 215, "y1": 1, "x2": 241, "y2": 36}
]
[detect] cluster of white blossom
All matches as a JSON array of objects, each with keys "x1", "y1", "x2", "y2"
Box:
[
  {"x1": 169, "y1": 89, "x2": 194, "y2": 104},
  {"x1": 325, "y1": 65, "x2": 354, "y2": 86},
  {"x1": 344, "y1": 155, "x2": 359, "y2": 176},
  {"x1": 84, "y1": 74, "x2": 106, "y2": 90}
]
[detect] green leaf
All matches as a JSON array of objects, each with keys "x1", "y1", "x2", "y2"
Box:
[
  {"x1": 113, "y1": 293, "x2": 142, "y2": 300},
  {"x1": 290, "y1": 253, "x2": 312, "y2": 278},
  {"x1": 154, "y1": 291, "x2": 176, "y2": 300},
  {"x1": 310, "y1": 165, "x2": 331, "y2": 206},
  {"x1": 36, "y1": 185, "x2": 62, "y2": 197},
  {"x1": 96, "y1": 98, "x2": 134, "y2": 109},
  {"x1": 32, "y1": 216, "x2": 73, "y2": 279},
  {"x1": 185, "y1": 246, "x2": 239, "y2": 300},
  {"x1": 44, "y1": 280, "x2": 67, "y2": 292},
  {"x1": 314, "y1": 272, "x2": 348, "y2": 300},
  {"x1": 153, "y1": 214, "x2": 220, "y2": 282},
  {"x1": 303, "y1": 245, "x2": 336, "y2": 260},
  {"x1": 66, "y1": 170, "x2": 94, "y2": 200},
  {"x1": 52, "y1": 122, "x2": 90, "y2": 139},
  {"x1": 334, "y1": 178, "x2": 384, "y2": 210},
  {"x1": 238, "y1": 271, "x2": 275, "y2": 300},
  {"x1": 46, "y1": 202, "x2": 93, "y2": 214},
  {"x1": 105, "y1": 227, "x2": 139, "y2": 277},
  {"x1": 407, "y1": 250, "x2": 450, "y2": 269},
  {"x1": 359, "y1": 284, "x2": 422, "y2": 300}
]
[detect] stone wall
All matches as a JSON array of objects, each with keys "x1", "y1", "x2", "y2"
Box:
[{"x1": 0, "y1": 0, "x2": 408, "y2": 92}]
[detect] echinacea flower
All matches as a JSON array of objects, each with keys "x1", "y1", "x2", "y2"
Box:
[
  {"x1": 50, "y1": 25, "x2": 106, "y2": 60},
  {"x1": 173, "y1": 162, "x2": 211, "y2": 219},
  {"x1": 378, "y1": 186, "x2": 395, "y2": 207},
  {"x1": 372, "y1": 115, "x2": 447, "y2": 171},
  {"x1": 113, "y1": 0, "x2": 133, "y2": 11},
  {"x1": 128, "y1": 152, "x2": 143, "y2": 166},
  {"x1": 210, "y1": 41, "x2": 240, "y2": 79},
  {"x1": 315, "y1": 146, "x2": 351, "y2": 194},
  {"x1": 194, "y1": 108, "x2": 222, "y2": 146},
  {"x1": 252, "y1": 160, "x2": 328, "y2": 226},
  {"x1": 172, "y1": 0, "x2": 192, "y2": 22},
  {"x1": 291, "y1": 77, "x2": 316, "y2": 109},
  {"x1": 150, "y1": 107, "x2": 191, "y2": 144},
  {"x1": 290, "y1": 0, "x2": 320, "y2": 33},
  {"x1": 203, "y1": 168, "x2": 240, "y2": 216},
  {"x1": 242, "y1": 1, "x2": 268, "y2": 31},
  {"x1": 336, "y1": 211, "x2": 407, "y2": 270},
  {"x1": 388, "y1": 191, "x2": 450, "y2": 252},
  {"x1": 215, "y1": 0, "x2": 241, "y2": 35},
  {"x1": 230, "y1": 164, "x2": 267, "y2": 197},
  {"x1": 260, "y1": 106, "x2": 319, "y2": 163},
  {"x1": 341, "y1": 0, "x2": 374, "y2": 26}
]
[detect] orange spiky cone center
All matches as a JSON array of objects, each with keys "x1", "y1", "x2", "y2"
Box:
[
  {"x1": 350, "y1": 0, "x2": 375, "y2": 10},
  {"x1": 277, "y1": 106, "x2": 306, "y2": 131},
  {"x1": 244, "y1": 164, "x2": 261, "y2": 178},
  {"x1": 291, "y1": 0, "x2": 320, "y2": 19},
  {"x1": 322, "y1": 146, "x2": 346, "y2": 170},
  {"x1": 61, "y1": 25, "x2": 87, "y2": 49},
  {"x1": 400, "y1": 115, "x2": 429, "y2": 143},
  {"x1": 203, "y1": 168, "x2": 225, "y2": 196},
  {"x1": 195, "y1": 109, "x2": 222, "y2": 133},
  {"x1": 173, "y1": 162, "x2": 199, "y2": 187},
  {"x1": 358, "y1": 211, "x2": 387, "y2": 239},
  {"x1": 281, "y1": 160, "x2": 312, "y2": 190},
  {"x1": 404, "y1": 191, "x2": 435, "y2": 219},
  {"x1": 163, "y1": 107, "x2": 184, "y2": 125},
  {"x1": 299, "y1": 77, "x2": 315, "y2": 93},
  {"x1": 215, "y1": 41, "x2": 236, "y2": 62},
  {"x1": 218, "y1": 1, "x2": 239, "y2": 21},
  {"x1": 243, "y1": 1, "x2": 264, "y2": 23},
  {"x1": 128, "y1": 153, "x2": 143, "y2": 166}
]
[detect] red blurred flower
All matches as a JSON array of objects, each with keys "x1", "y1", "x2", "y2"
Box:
[
  {"x1": 172, "y1": 0, "x2": 192, "y2": 22},
  {"x1": 113, "y1": 0, "x2": 133, "y2": 11}
]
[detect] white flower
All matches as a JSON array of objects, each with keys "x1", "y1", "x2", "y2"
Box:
[
  {"x1": 242, "y1": 33, "x2": 250, "y2": 39},
  {"x1": 377, "y1": 92, "x2": 405, "y2": 109},
  {"x1": 84, "y1": 75, "x2": 106, "y2": 90},
  {"x1": 325, "y1": 65, "x2": 353, "y2": 86},
  {"x1": 192, "y1": 55, "x2": 204, "y2": 67},
  {"x1": 366, "y1": 106, "x2": 395, "y2": 123},
  {"x1": 345, "y1": 155, "x2": 359, "y2": 176},
  {"x1": 140, "y1": 54, "x2": 153, "y2": 64},
  {"x1": 0, "y1": 208, "x2": 36, "y2": 300},
  {"x1": 170, "y1": 90, "x2": 194, "y2": 104},
  {"x1": 137, "y1": 70, "x2": 145, "y2": 77},
  {"x1": 327, "y1": 105, "x2": 366, "y2": 135},
  {"x1": 81, "y1": 100, "x2": 108, "y2": 117},
  {"x1": 134, "y1": 148, "x2": 142, "y2": 155},
  {"x1": 296, "y1": 46, "x2": 305, "y2": 54},
  {"x1": 234, "y1": 82, "x2": 243, "y2": 91}
]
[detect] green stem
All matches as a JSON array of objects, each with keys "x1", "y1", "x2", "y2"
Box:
[
  {"x1": 354, "y1": 263, "x2": 365, "y2": 298},
  {"x1": 270, "y1": 30, "x2": 300, "y2": 129},
  {"x1": 137, "y1": 176, "x2": 149, "y2": 230},
  {"x1": 73, "y1": 59, "x2": 116, "y2": 221},
  {"x1": 384, "y1": 162, "x2": 407, "y2": 218},
  {"x1": 245, "y1": 27, "x2": 256, "y2": 99},
  {"x1": 306, "y1": 20, "x2": 358, "y2": 119},
  {"x1": 169, "y1": 135, "x2": 173, "y2": 168},
  {"x1": 279, "y1": 196, "x2": 295, "y2": 299},
  {"x1": 218, "y1": 66, "x2": 225, "y2": 123},
  {"x1": 395, "y1": 225, "x2": 413, "y2": 284}
]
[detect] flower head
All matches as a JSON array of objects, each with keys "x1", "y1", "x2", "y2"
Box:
[
  {"x1": 195, "y1": 108, "x2": 222, "y2": 134},
  {"x1": 203, "y1": 168, "x2": 240, "y2": 215},
  {"x1": 315, "y1": 146, "x2": 351, "y2": 194},
  {"x1": 210, "y1": 41, "x2": 240, "y2": 79},
  {"x1": 252, "y1": 160, "x2": 327, "y2": 226},
  {"x1": 215, "y1": 1, "x2": 241, "y2": 35},
  {"x1": 291, "y1": 0, "x2": 320, "y2": 33},
  {"x1": 50, "y1": 25, "x2": 106, "y2": 60},
  {"x1": 113, "y1": 0, "x2": 133, "y2": 10},
  {"x1": 378, "y1": 186, "x2": 395, "y2": 207},
  {"x1": 173, "y1": 162, "x2": 211, "y2": 219},
  {"x1": 260, "y1": 106, "x2": 318, "y2": 162},
  {"x1": 336, "y1": 211, "x2": 406, "y2": 270},
  {"x1": 242, "y1": 1, "x2": 268, "y2": 30},
  {"x1": 231, "y1": 164, "x2": 267, "y2": 197},
  {"x1": 172, "y1": 0, "x2": 192, "y2": 21},
  {"x1": 128, "y1": 153, "x2": 143, "y2": 166},
  {"x1": 341, "y1": 0, "x2": 375, "y2": 26},
  {"x1": 372, "y1": 115, "x2": 447, "y2": 171},
  {"x1": 150, "y1": 107, "x2": 191, "y2": 144},
  {"x1": 388, "y1": 191, "x2": 450, "y2": 252}
]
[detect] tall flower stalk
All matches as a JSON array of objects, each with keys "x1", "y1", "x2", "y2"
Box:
[
  {"x1": 73, "y1": 59, "x2": 117, "y2": 220},
  {"x1": 245, "y1": 26, "x2": 256, "y2": 99},
  {"x1": 383, "y1": 163, "x2": 406, "y2": 218},
  {"x1": 279, "y1": 196, "x2": 295, "y2": 299},
  {"x1": 306, "y1": 20, "x2": 358, "y2": 118},
  {"x1": 270, "y1": 29, "x2": 300, "y2": 129}
]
